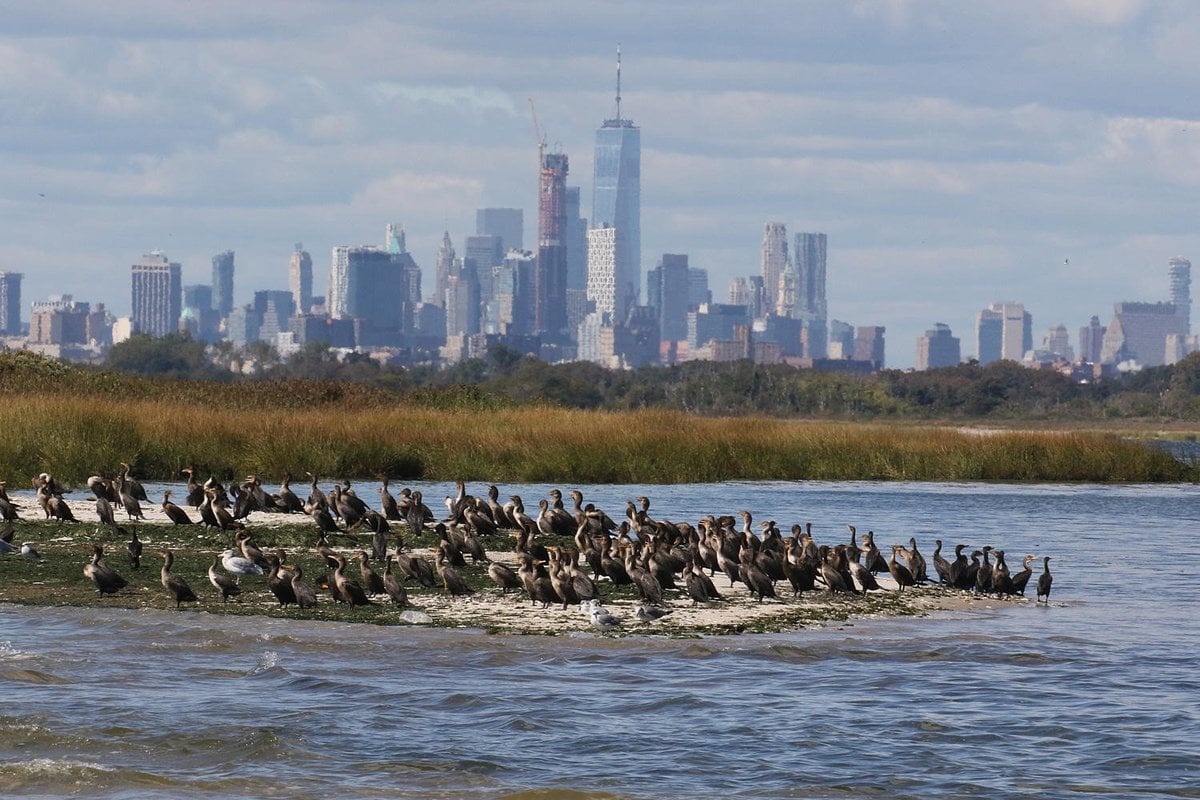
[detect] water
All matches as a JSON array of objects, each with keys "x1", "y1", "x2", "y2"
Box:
[{"x1": 3, "y1": 480, "x2": 1200, "y2": 798}]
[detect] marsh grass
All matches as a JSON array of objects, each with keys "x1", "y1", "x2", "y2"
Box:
[{"x1": 0, "y1": 390, "x2": 1192, "y2": 483}]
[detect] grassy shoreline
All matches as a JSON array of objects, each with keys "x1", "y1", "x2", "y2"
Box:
[{"x1": 0, "y1": 394, "x2": 1194, "y2": 484}]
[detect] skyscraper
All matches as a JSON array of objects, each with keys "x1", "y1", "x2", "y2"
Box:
[
  {"x1": 476, "y1": 208, "x2": 523, "y2": 252},
  {"x1": 537, "y1": 150, "x2": 570, "y2": 339},
  {"x1": 211, "y1": 250, "x2": 234, "y2": 317},
  {"x1": 586, "y1": 225, "x2": 623, "y2": 321},
  {"x1": 592, "y1": 46, "x2": 640, "y2": 315},
  {"x1": 916, "y1": 323, "x2": 960, "y2": 370},
  {"x1": 131, "y1": 252, "x2": 182, "y2": 337},
  {"x1": 385, "y1": 223, "x2": 406, "y2": 255},
  {"x1": 794, "y1": 232, "x2": 828, "y2": 358},
  {"x1": 0, "y1": 271, "x2": 23, "y2": 335},
  {"x1": 327, "y1": 245, "x2": 423, "y2": 345},
  {"x1": 1169, "y1": 256, "x2": 1191, "y2": 333},
  {"x1": 289, "y1": 244, "x2": 312, "y2": 315},
  {"x1": 760, "y1": 222, "x2": 788, "y2": 316},
  {"x1": 1079, "y1": 315, "x2": 1106, "y2": 363},
  {"x1": 976, "y1": 302, "x2": 1031, "y2": 363},
  {"x1": 433, "y1": 231, "x2": 455, "y2": 308},
  {"x1": 565, "y1": 187, "x2": 588, "y2": 292},
  {"x1": 647, "y1": 253, "x2": 690, "y2": 343}
]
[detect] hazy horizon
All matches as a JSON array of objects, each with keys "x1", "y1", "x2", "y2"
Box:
[{"x1": 3, "y1": 0, "x2": 1198, "y2": 368}]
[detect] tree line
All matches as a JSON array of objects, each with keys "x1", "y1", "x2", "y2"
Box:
[{"x1": 52, "y1": 333, "x2": 1200, "y2": 420}]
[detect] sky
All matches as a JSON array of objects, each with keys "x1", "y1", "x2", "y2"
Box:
[{"x1": 2, "y1": 0, "x2": 1199, "y2": 368}]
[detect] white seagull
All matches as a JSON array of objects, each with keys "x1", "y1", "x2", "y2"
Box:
[
  {"x1": 584, "y1": 599, "x2": 624, "y2": 630},
  {"x1": 221, "y1": 549, "x2": 264, "y2": 576}
]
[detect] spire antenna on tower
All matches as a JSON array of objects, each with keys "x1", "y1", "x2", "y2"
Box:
[{"x1": 615, "y1": 43, "x2": 622, "y2": 122}]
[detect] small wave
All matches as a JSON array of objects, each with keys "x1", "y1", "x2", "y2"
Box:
[
  {"x1": 245, "y1": 650, "x2": 288, "y2": 678},
  {"x1": 0, "y1": 667, "x2": 70, "y2": 685},
  {"x1": 4, "y1": 758, "x2": 115, "y2": 776},
  {"x1": 0, "y1": 640, "x2": 33, "y2": 660}
]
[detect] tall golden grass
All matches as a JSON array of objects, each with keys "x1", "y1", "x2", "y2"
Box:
[{"x1": 0, "y1": 395, "x2": 1191, "y2": 484}]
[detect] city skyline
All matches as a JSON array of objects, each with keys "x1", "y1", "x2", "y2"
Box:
[{"x1": 3, "y1": 2, "x2": 1200, "y2": 367}]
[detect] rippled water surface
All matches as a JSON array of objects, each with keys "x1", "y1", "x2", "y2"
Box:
[{"x1": 3, "y1": 480, "x2": 1200, "y2": 798}]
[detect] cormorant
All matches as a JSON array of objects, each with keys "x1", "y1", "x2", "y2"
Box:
[
  {"x1": 887, "y1": 544, "x2": 916, "y2": 592},
  {"x1": 434, "y1": 544, "x2": 473, "y2": 597},
  {"x1": 160, "y1": 550, "x2": 198, "y2": 609},
  {"x1": 83, "y1": 544, "x2": 127, "y2": 595},
  {"x1": 1036, "y1": 556, "x2": 1053, "y2": 603},
  {"x1": 382, "y1": 557, "x2": 409, "y2": 606},
  {"x1": 288, "y1": 565, "x2": 318, "y2": 609},
  {"x1": 208, "y1": 554, "x2": 242, "y2": 603},
  {"x1": 161, "y1": 491, "x2": 194, "y2": 525}
]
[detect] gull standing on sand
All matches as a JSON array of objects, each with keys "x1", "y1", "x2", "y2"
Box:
[{"x1": 584, "y1": 599, "x2": 624, "y2": 630}]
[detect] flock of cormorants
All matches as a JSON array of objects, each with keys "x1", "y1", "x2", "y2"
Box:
[{"x1": 1, "y1": 469, "x2": 1054, "y2": 622}]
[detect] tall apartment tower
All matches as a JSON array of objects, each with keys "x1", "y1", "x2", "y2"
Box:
[
  {"x1": 537, "y1": 150, "x2": 570, "y2": 339},
  {"x1": 760, "y1": 222, "x2": 788, "y2": 317},
  {"x1": 289, "y1": 244, "x2": 312, "y2": 316},
  {"x1": 476, "y1": 208, "x2": 523, "y2": 252},
  {"x1": 433, "y1": 231, "x2": 456, "y2": 308},
  {"x1": 1079, "y1": 315, "x2": 1106, "y2": 363},
  {"x1": 131, "y1": 252, "x2": 182, "y2": 337},
  {"x1": 1169, "y1": 256, "x2": 1191, "y2": 333},
  {"x1": 0, "y1": 271, "x2": 22, "y2": 335},
  {"x1": 211, "y1": 250, "x2": 235, "y2": 317},
  {"x1": 649, "y1": 253, "x2": 690, "y2": 343},
  {"x1": 794, "y1": 232, "x2": 828, "y2": 358},
  {"x1": 592, "y1": 46, "x2": 641, "y2": 314},
  {"x1": 586, "y1": 225, "x2": 620, "y2": 319}
]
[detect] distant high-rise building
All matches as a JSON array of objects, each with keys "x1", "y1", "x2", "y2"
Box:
[
  {"x1": 1041, "y1": 324, "x2": 1074, "y2": 361},
  {"x1": 0, "y1": 271, "x2": 23, "y2": 335},
  {"x1": 29, "y1": 295, "x2": 88, "y2": 345},
  {"x1": 828, "y1": 319, "x2": 855, "y2": 359},
  {"x1": 289, "y1": 244, "x2": 313, "y2": 316},
  {"x1": 592, "y1": 46, "x2": 641, "y2": 315},
  {"x1": 916, "y1": 323, "x2": 960, "y2": 370},
  {"x1": 329, "y1": 245, "x2": 421, "y2": 341},
  {"x1": 476, "y1": 208, "x2": 523, "y2": 252},
  {"x1": 385, "y1": 223, "x2": 406, "y2": 255},
  {"x1": 537, "y1": 150, "x2": 570, "y2": 339},
  {"x1": 586, "y1": 225, "x2": 620, "y2": 319},
  {"x1": 445, "y1": 265, "x2": 481, "y2": 338},
  {"x1": 1169, "y1": 256, "x2": 1191, "y2": 333},
  {"x1": 502, "y1": 249, "x2": 537, "y2": 337},
  {"x1": 565, "y1": 187, "x2": 589, "y2": 293},
  {"x1": 433, "y1": 231, "x2": 455, "y2": 308},
  {"x1": 976, "y1": 302, "x2": 1031, "y2": 363},
  {"x1": 131, "y1": 252, "x2": 182, "y2": 337},
  {"x1": 688, "y1": 268, "x2": 711, "y2": 310},
  {"x1": 181, "y1": 284, "x2": 219, "y2": 342},
  {"x1": 211, "y1": 250, "x2": 235, "y2": 317},
  {"x1": 853, "y1": 326, "x2": 886, "y2": 368},
  {"x1": 647, "y1": 253, "x2": 690, "y2": 343},
  {"x1": 976, "y1": 307, "x2": 1003, "y2": 364},
  {"x1": 794, "y1": 232, "x2": 828, "y2": 358},
  {"x1": 1100, "y1": 302, "x2": 1187, "y2": 367},
  {"x1": 760, "y1": 222, "x2": 788, "y2": 317},
  {"x1": 728, "y1": 277, "x2": 753, "y2": 309},
  {"x1": 1079, "y1": 315, "x2": 1106, "y2": 363},
  {"x1": 465, "y1": 235, "x2": 504, "y2": 302}
]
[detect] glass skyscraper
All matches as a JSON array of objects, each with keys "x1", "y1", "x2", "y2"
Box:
[{"x1": 592, "y1": 49, "x2": 640, "y2": 320}]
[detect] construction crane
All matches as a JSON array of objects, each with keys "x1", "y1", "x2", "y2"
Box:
[{"x1": 528, "y1": 97, "x2": 545, "y2": 166}]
